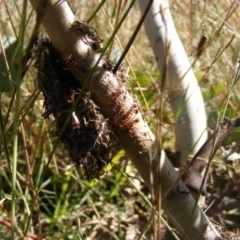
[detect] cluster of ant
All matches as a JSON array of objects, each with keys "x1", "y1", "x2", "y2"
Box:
[
  {"x1": 109, "y1": 88, "x2": 141, "y2": 138},
  {"x1": 35, "y1": 38, "x2": 118, "y2": 179}
]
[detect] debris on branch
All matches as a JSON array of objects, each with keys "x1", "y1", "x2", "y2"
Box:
[
  {"x1": 28, "y1": 1, "x2": 221, "y2": 235},
  {"x1": 35, "y1": 38, "x2": 119, "y2": 179},
  {"x1": 70, "y1": 20, "x2": 103, "y2": 54}
]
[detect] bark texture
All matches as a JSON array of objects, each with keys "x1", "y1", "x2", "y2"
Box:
[
  {"x1": 138, "y1": 0, "x2": 208, "y2": 166},
  {"x1": 29, "y1": 0, "x2": 221, "y2": 239}
]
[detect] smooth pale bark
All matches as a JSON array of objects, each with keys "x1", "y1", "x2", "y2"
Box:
[
  {"x1": 29, "y1": 0, "x2": 220, "y2": 239},
  {"x1": 138, "y1": 0, "x2": 208, "y2": 166}
]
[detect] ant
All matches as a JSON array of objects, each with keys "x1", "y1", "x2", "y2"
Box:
[
  {"x1": 111, "y1": 89, "x2": 125, "y2": 100},
  {"x1": 121, "y1": 118, "x2": 139, "y2": 132},
  {"x1": 62, "y1": 53, "x2": 73, "y2": 63},
  {"x1": 62, "y1": 53, "x2": 84, "y2": 71},
  {"x1": 112, "y1": 101, "x2": 139, "y2": 131}
]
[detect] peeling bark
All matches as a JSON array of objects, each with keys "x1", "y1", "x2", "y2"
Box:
[{"x1": 29, "y1": 0, "x2": 221, "y2": 239}]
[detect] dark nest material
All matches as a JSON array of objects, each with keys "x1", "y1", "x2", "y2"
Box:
[{"x1": 34, "y1": 38, "x2": 118, "y2": 179}]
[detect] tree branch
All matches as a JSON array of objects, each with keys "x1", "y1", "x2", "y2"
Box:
[
  {"x1": 138, "y1": 0, "x2": 208, "y2": 166},
  {"x1": 29, "y1": 0, "x2": 220, "y2": 238}
]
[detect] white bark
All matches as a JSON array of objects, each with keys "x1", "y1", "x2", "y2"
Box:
[
  {"x1": 138, "y1": 0, "x2": 208, "y2": 165},
  {"x1": 30, "y1": 0, "x2": 99, "y2": 69},
  {"x1": 29, "y1": 0, "x2": 220, "y2": 239}
]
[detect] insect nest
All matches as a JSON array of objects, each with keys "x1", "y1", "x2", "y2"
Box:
[{"x1": 35, "y1": 37, "x2": 118, "y2": 179}]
